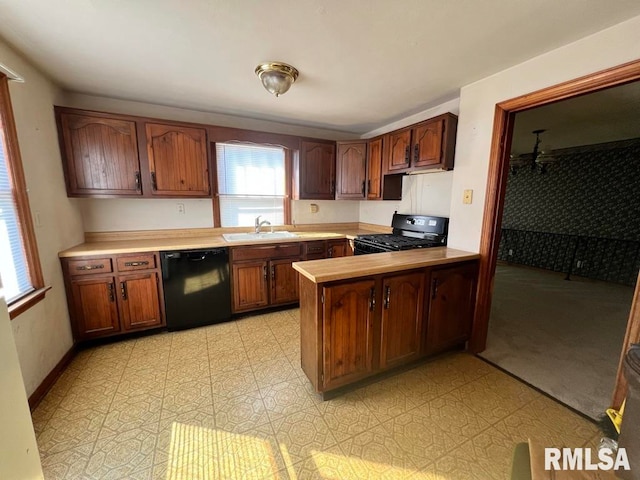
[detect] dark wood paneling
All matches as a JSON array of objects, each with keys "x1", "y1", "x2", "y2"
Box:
[
  {"x1": 299, "y1": 276, "x2": 321, "y2": 390},
  {"x1": 336, "y1": 142, "x2": 366, "y2": 200},
  {"x1": 28, "y1": 345, "x2": 76, "y2": 411}
]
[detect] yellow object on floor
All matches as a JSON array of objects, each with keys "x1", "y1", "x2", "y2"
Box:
[{"x1": 605, "y1": 399, "x2": 625, "y2": 434}]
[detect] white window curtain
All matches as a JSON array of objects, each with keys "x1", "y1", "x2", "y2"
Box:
[
  {"x1": 215, "y1": 143, "x2": 285, "y2": 227},
  {"x1": 0, "y1": 124, "x2": 32, "y2": 303}
]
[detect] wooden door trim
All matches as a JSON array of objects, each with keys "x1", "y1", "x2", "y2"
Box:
[{"x1": 471, "y1": 58, "x2": 640, "y2": 410}]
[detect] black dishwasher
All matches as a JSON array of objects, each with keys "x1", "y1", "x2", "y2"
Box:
[{"x1": 160, "y1": 248, "x2": 232, "y2": 331}]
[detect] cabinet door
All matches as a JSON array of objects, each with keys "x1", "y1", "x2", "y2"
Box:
[
  {"x1": 145, "y1": 123, "x2": 210, "y2": 196},
  {"x1": 412, "y1": 118, "x2": 444, "y2": 169},
  {"x1": 59, "y1": 113, "x2": 141, "y2": 196},
  {"x1": 380, "y1": 272, "x2": 425, "y2": 369},
  {"x1": 327, "y1": 240, "x2": 347, "y2": 258},
  {"x1": 366, "y1": 137, "x2": 383, "y2": 200},
  {"x1": 322, "y1": 280, "x2": 375, "y2": 390},
  {"x1": 118, "y1": 272, "x2": 163, "y2": 331},
  {"x1": 232, "y1": 261, "x2": 269, "y2": 312},
  {"x1": 336, "y1": 142, "x2": 366, "y2": 200},
  {"x1": 299, "y1": 141, "x2": 336, "y2": 199},
  {"x1": 385, "y1": 129, "x2": 411, "y2": 173},
  {"x1": 70, "y1": 276, "x2": 120, "y2": 339},
  {"x1": 270, "y1": 258, "x2": 299, "y2": 305},
  {"x1": 425, "y1": 263, "x2": 478, "y2": 354}
]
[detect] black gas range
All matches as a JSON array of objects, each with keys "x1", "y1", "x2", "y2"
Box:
[{"x1": 354, "y1": 213, "x2": 449, "y2": 255}]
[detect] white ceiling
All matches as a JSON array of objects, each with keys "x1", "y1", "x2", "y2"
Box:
[
  {"x1": 512, "y1": 80, "x2": 640, "y2": 153},
  {"x1": 1, "y1": 0, "x2": 640, "y2": 135}
]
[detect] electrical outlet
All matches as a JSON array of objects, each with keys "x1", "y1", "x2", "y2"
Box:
[
  {"x1": 463, "y1": 189, "x2": 473, "y2": 204},
  {"x1": 310, "y1": 203, "x2": 319, "y2": 213},
  {"x1": 176, "y1": 203, "x2": 185, "y2": 214},
  {"x1": 508, "y1": 249, "x2": 514, "y2": 256},
  {"x1": 577, "y1": 260, "x2": 583, "y2": 268}
]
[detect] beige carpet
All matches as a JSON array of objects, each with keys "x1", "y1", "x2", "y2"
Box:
[{"x1": 480, "y1": 264, "x2": 635, "y2": 420}]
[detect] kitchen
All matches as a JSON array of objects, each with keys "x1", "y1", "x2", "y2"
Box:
[{"x1": 2, "y1": 2, "x2": 640, "y2": 479}]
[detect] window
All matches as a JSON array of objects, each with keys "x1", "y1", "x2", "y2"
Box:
[
  {"x1": 0, "y1": 73, "x2": 44, "y2": 314},
  {"x1": 215, "y1": 143, "x2": 289, "y2": 227}
]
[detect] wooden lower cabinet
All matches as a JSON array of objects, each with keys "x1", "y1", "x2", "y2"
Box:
[
  {"x1": 270, "y1": 258, "x2": 299, "y2": 305},
  {"x1": 70, "y1": 276, "x2": 121, "y2": 338},
  {"x1": 425, "y1": 262, "x2": 479, "y2": 354},
  {"x1": 232, "y1": 260, "x2": 269, "y2": 311},
  {"x1": 327, "y1": 239, "x2": 349, "y2": 258},
  {"x1": 322, "y1": 280, "x2": 375, "y2": 390},
  {"x1": 62, "y1": 252, "x2": 165, "y2": 341},
  {"x1": 299, "y1": 261, "x2": 478, "y2": 393},
  {"x1": 379, "y1": 272, "x2": 425, "y2": 370}
]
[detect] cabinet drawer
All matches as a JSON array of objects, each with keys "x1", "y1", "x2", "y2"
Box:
[
  {"x1": 231, "y1": 243, "x2": 301, "y2": 261},
  {"x1": 304, "y1": 241, "x2": 326, "y2": 258},
  {"x1": 68, "y1": 258, "x2": 113, "y2": 275},
  {"x1": 116, "y1": 254, "x2": 157, "y2": 271}
]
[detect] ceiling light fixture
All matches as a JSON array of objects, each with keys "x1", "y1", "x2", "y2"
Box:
[
  {"x1": 510, "y1": 129, "x2": 558, "y2": 175},
  {"x1": 255, "y1": 62, "x2": 299, "y2": 97}
]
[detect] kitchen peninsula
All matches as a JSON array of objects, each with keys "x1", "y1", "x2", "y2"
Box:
[{"x1": 292, "y1": 247, "x2": 480, "y2": 394}]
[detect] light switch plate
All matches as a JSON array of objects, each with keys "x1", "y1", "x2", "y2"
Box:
[{"x1": 463, "y1": 189, "x2": 473, "y2": 204}]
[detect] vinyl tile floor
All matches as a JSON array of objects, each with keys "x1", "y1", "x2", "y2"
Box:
[{"x1": 33, "y1": 308, "x2": 601, "y2": 479}]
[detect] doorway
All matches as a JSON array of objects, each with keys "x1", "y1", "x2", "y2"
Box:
[{"x1": 471, "y1": 59, "x2": 640, "y2": 414}]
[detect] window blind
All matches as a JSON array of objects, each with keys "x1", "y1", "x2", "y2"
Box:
[
  {"x1": 0, "y1": 126, "x2": 32, "y2": 303},
  {"x1": 216, "y1": 143, "x2": 285, "y2": 227}
]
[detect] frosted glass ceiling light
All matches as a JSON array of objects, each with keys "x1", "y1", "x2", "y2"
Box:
[{"x1": 255, "y1": 62, "x2": 299, "y2": 97}]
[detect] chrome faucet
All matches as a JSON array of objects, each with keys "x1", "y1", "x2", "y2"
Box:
[{"x1": 254, "y1": 215, "x2": 271, "y2": 233}]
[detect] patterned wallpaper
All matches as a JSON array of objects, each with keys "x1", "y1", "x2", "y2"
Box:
[
  {"x1": 503, "y1": 140, "x2": 640, "y2": 240},
  {"x1": 500, "y1": 139, "x2": 640, "y2": 285}
]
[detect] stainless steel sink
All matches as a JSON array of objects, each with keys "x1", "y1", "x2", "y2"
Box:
[{"x1": 222, "y1": 231, "x2": 299, "y2": 242}]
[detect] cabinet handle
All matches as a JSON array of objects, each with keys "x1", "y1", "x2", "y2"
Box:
[
  {"x1": 107, "y1": 282, "x2": 115, "y2": 302},
  {"x1": 432, "y1": 278, "x2": 439, "y2": 300},
  {"x1": 330, "y1": 180, "x2": 335, "y2": 195},
  {"x1": 124, "y1": 261, "x2": 149, "y2": 267},
  {"x1": 369, "y1": 287, "x2": 376, "y2": 311},
  {"x1": 135, "y1": 171, "x2": 141, "y2": 191},
  {"x1": 151, "y1": 171, "x2": 158, "y2": 191},
  {"x1": 404, "y1": 145, "x2": 410, "y2": 163},
  {"x1": 361, "y1": 180, "x2": 366, "y2": 197},
  {"x1": 327, "y1": 247, "x2": 333, "y2": 258},
  {"x1": 120, "y1": 281, "x2": 127, "y2": 300},
  {"x1": 263, "y1": 265, "x2": 268, "y2": 280},
  {"x1": 384, "y1": 285, "x2": 391, "y2": 309},
  {"x1": 368, "y1": 179, "x2": 371, "y2": 194},
  {"x1": 414, "y1": 144, "x2": 419, "y2": 163},
  {"x1": 76, "y1": 264, "x2": 104, "y2": 271},
  {"x1": 271, "y1": 265, "x2": 275, "y2": 280}
]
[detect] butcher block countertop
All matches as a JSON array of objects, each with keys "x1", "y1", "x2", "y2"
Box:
[
  {"x1": 58, "y1": 224, "x2": 386, "y2": 258},
  {"x1": 292, "y1": 247, "x2": 480, "y2": 283}
]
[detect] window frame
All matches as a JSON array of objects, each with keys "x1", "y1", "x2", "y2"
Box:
[
  {"x1": 0, "y1": 73, "x2": 47, "y2": 318},
  {"x1": 211, "y1": 142, "x2": 292, "y2": 227}
]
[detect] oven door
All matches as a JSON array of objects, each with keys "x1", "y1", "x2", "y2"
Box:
[{"x1": 353, "y1": 239, "x2": 391, "y2": 255}]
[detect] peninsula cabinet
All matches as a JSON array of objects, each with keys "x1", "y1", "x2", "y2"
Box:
[
  {"x1": 294, "y1": 141, "x2": 336, "y2": 200},
  {"x1": 230, "y1": 243, "x2": 302, "y2": 313},
  {"x1": 61, "y1": 252, "x2": 165, "y2": 341},
  {"x1": 383, "y1": 113, "x2": 458, "y2": 174},
  {"x1": 336, "y1": 141, "x2": 367, "y2": 200},
  {"x1": 425, "y1": 261, "x2": 479, "y2": 355},
  {"x1": 55, "y1": 107, "x2": 212, "y2": 198},
  {"x1": 298, "y1": 259, "x2": 478, "y2": 394},
  {"x1": 303, "y1": 239, "x2": 350, "y2": 260}
]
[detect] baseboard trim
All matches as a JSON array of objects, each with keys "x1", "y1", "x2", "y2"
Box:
[{"x1": 28, "y1": 345, "x2": 77, "y2": 411}]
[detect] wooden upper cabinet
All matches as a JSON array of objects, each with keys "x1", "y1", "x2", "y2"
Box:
[
  {"x1": 58, "y1": 112, "x2": 142, "y2": 196},
  {"x1": 412, "y1": 118, "x2": 444, "y2": 168},
  {"x1": 366, "y1": 137, "x2": 383, "y2": 200},
  {"x1": 145, "y1": 123, "x2": 210, "y2": 196},
  {"x1": 336, "y1": 142, "x2": 366, "y2": 200},
  {"x1": 322, "y1": 279, "x2": 375, "y2": 390},
  {"x1": 385, "y1": 128, "x2": 412, "y2": 173},
  {"x1": 297, "y1": 141, "x2": 336, "y2": 199}
]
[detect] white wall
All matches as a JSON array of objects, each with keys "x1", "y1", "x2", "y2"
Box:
[
  {"x1": 448, "y1": 15, "x2": 640, "y2": 252},
  {"x1": 0, "y1": 296, "x2": 43, "y2": 480},
  {"x1": 1, "y1": 39, "x2": 85, "y2": 395},
  {"x1": 357, "y1": 98, "x2": 460, "y2": 227},
  {"x1": 292, "y1": 200, "x2": 359, "y2": 225}
]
